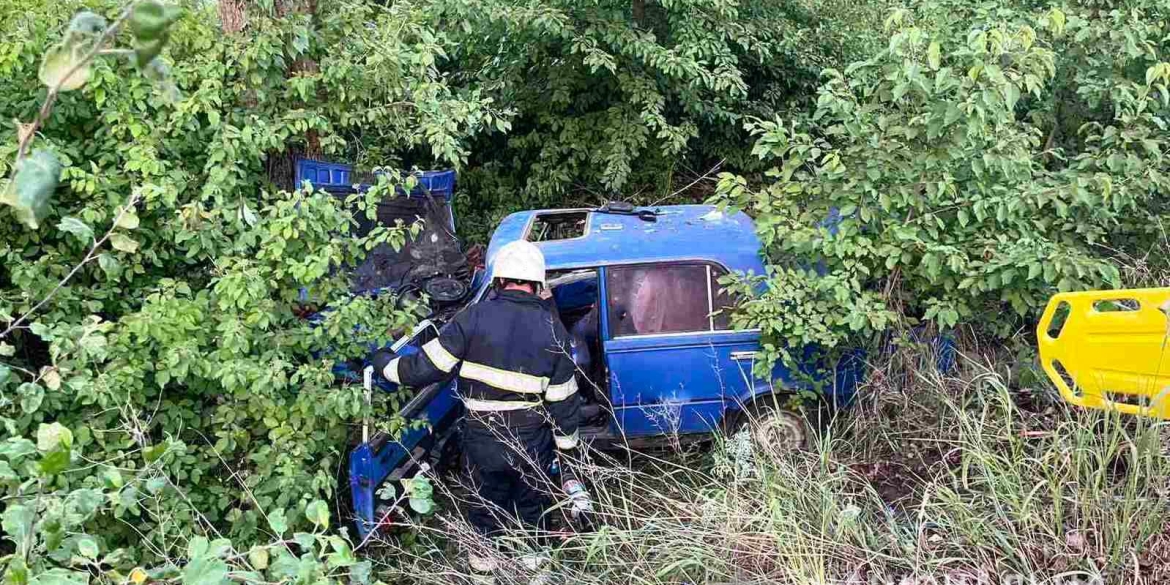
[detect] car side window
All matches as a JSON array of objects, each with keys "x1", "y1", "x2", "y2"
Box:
[{"x1": 607, "y1": 263, "x2": 723, "y2": 336}]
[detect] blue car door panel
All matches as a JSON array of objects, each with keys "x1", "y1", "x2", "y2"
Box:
[
  {"x1": 605, "y1": 330, "x2": 760, "y2": 436},
  {"x1": 600, "y1": 262, "x2": 759, "y2": 437}
]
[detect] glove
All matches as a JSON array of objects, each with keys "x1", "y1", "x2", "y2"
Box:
[{"x1": 370, "y1": 350, "x2": 396, "y2": 383}]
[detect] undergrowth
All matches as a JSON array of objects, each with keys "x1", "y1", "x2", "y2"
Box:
[{"x1": 368, "y1": 346, "x2": 1170, "y2": 585}]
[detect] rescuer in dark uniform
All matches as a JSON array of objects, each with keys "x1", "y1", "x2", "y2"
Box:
[{"x1": 372, "y1": 240, "x2": 583, "y2": 584}]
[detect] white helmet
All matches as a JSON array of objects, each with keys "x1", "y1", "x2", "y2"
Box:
[{"x1": 492, "y1": 240, "x2": 546, "y2": 287}]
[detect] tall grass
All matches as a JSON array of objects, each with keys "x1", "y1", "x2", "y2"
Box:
[{"x1": 369, "y1": 348, "x2": 1170, "y2": 585}]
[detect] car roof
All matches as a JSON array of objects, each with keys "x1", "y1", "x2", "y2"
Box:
[{"x1": 486, "y1": 204, "x2": 765, "y2": 275}]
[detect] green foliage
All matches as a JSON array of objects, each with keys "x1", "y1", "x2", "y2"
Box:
[
  {"x1": 0, "y1": 448, "x2": 372, "y2": 585},
  {"x1": 2, "y1": 150, "x2": 62, "y2": 229},
  {"x1": 37, "y1": 11, "x2": 107, "y2": 92},
  {"x1": 6, "y1": 0, "x2": 1166, "y2": 581},
  {"x1": 0, "y1": 0, "x2": 487, "y2": 580},
  {"x1": 714, "y1": 0, "x2": 1170, "y2": 371},
  {"x1": 437, "y1": 0, "x2": 885, "y2": 241},
  {"x1": 402, "y1": 475, "x2": 435, "y2": 515},
  {"x1": 129, "y1": 1, "x2": 182, "y2": 68}
]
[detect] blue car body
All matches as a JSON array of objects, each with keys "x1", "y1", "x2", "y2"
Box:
[{"x1": 348, "y1": 204, "x2": 863, "y2": 536}]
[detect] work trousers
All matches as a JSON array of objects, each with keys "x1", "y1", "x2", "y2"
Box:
[{"x1": 462, "y1": 408, "x2": 555, "y2": 538}]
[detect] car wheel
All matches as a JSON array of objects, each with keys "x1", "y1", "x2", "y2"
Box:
[
  {"x1": 734, "y1": 395, "x2": 830, "y2": 454},
  {"x1": 749, "y1": 407, "x2": 807, "y2": 452}
]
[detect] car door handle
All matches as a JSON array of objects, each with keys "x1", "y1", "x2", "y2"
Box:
[{"x1": 730, "y1": 351, "x2": 759, "y2": 361}]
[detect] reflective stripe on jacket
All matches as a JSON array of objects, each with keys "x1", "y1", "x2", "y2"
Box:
[{"x1": 383, "y1": 289, "x2": 581, "y2": 449}]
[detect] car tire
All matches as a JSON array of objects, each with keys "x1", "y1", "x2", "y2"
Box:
[{"x1": 732, "y1": 394, "x2": 831, "y2": 454}]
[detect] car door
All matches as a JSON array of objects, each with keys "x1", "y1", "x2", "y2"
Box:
[
  {"x1": 347, "y1": 318, "x2": 464, "y2": 538},
  {"x1": 601, "y1": 262, "x2": 760, "y2": 437}
]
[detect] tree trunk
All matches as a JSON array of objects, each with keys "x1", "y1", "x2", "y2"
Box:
[
  {"x1": 219, "y1": 0, "x2": 321, "y2": 190},
  {"x1": 219, "y1": 0, "x2": 248, "y2": 34},
  {"x1": 254, "y1": 0, "x2": 320, "y2": 190}
]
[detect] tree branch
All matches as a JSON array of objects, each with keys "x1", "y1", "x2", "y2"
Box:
[
  {"x1": 12, "y1": 3, "x2": 138, "y2": 167},
  {"x1": 0, "y1": 361, "x2": 37, "y2": 378},
  {"x1": 0, "y1": 191, "x2": 141, "y2": 340},
  {"x1": 651, "y1": 159, "x2": 724, "y2": 206}
]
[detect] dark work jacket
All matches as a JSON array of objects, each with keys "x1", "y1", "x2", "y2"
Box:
[{"x1": 383, "y1": 289, "x2": 582, "y2": 449}]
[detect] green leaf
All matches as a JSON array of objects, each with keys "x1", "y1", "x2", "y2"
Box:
[
  {"x1": 181, "y1": 556, "x2": 229, "y2": 585},
  {"x1": 77, "y1": 536, "x2": 99, "y2": 559},
  {"x1": 18, "y1": 383, "x2": 43, "y2": 414},
  {"x1": 1, "y1": 150, "x2": 62, "y2": 229},
  {"x1": 927, "y1": 42, "x2": 941, "y2": 71},
  {"x1": 266, "y1": 551, "x2": 298, "y2": 581},
  {"x1": 130, "y1": 2, "x2": 181, "y2": 68},
  {"x1": 110, "y1": 233, "x2": 140, "y2": 253},
  {"x1": 142, "y1": 443, "x2": 167, "y2": 463},
  {"x1": 68, "y1": 11, "x2": 107, "y2": 35},
  {"x1": 5, "y1": 556, "x2": 29, "y2": 585},
  {"x1": 968, "y1": 63, "x2": 983, "y2": 82},
  {"x1": 102, "y1": 468, "x2": 125, "y2": 489},
  {"x1": 187, "y1": 536, "x2": 209, "y2": 559},
  {"x1": 97, "y1": 254, "x2": 121, "y2": 278},
  {"x1": 37, "y1": 422, "x2": 73, "y2": 452},
  {"x1": 130, "y1": 1, "x2": 182, "y2": 41},
  {"x1": 350, "y1": 561, "x2": 372, "y2": 585},
  {"x1": 247, "y1": 546, "x2": 269, "y2": 570},
  {"x1": 267, "y1": 508, "x2": 288, "y2": 534},
  {"x1": 0, "y1": 461, "x2": 16, "y2": 483},
  {"x1": 28, "y1": 569, "x2": 88, "y2": 585},
  {"x1": 2, "y1": 504, "x2": 34, "y2": 549},
  {"x1": 0, "y1": 438, "x2": 37, "y2": 459},
  {"x1": 1048, "y1": 8, "x2": 1066, "y2": 36},
  {"x1": 58, "y1": 217, "x2": 93, "y2": 242},
  {"x1": 1004, "y1": 83, "x2": 1020, "y2": 111},
  {"x1": 402, "y1": 476, "x2": 432, "y2": 499},
  {"x1": 0, "y1": 341, "x2": 13, "y2": 357},
  {"x1": 38, "y1": 449, "x2": 70, "y2": 475},
  {"x1": 70, "y1": 489, "x2": 104, "y2": 519},
  {"x1": 304, "y1": 499, "x2": 330, "y2": 529},
  {"x1": 207, "y1": 539, "x2": 232, "y2": 559},
  {"x1": 146, "y1": 477, "x2": 167, "y2": 493},
  {"x1": 133, "y1": 39, "x2": 165, "y2": 69},
  {"x1": 376, "y1": 483, "x2": 396, "y2": 500},
  {"x1": 408, "y1": 497, "x2": 434, "y2": 515},
  {"x1": 39, "y1": 44, "x2": 91, "y2": 91},
  {"x1": 115, "y1": 208, "x2": 140, "y2": 230},
  {"x1": 404, "y1": 475, "x2": 435, "y2": 514},
  {"x1": 944, "y1": 103, "x2": 962, "y2": 126},
  {"x1": 292, "y1": 532, "x2": 316, "y2": 550}
]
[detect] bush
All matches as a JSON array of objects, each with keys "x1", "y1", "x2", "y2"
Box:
[
  {"x1": 0, "y1": 0, "x2": 470, "y2": 578},
  {"x1": 437, "y1": 0, "x2": 891, "y2": 242},
  {"x1": 712, "y1": 0, "x2": 1170, "y2": 371}
]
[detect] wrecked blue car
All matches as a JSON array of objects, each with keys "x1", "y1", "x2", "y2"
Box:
[{"x1": 346, "y1": 202, "x2": 864, "y2": 537}]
